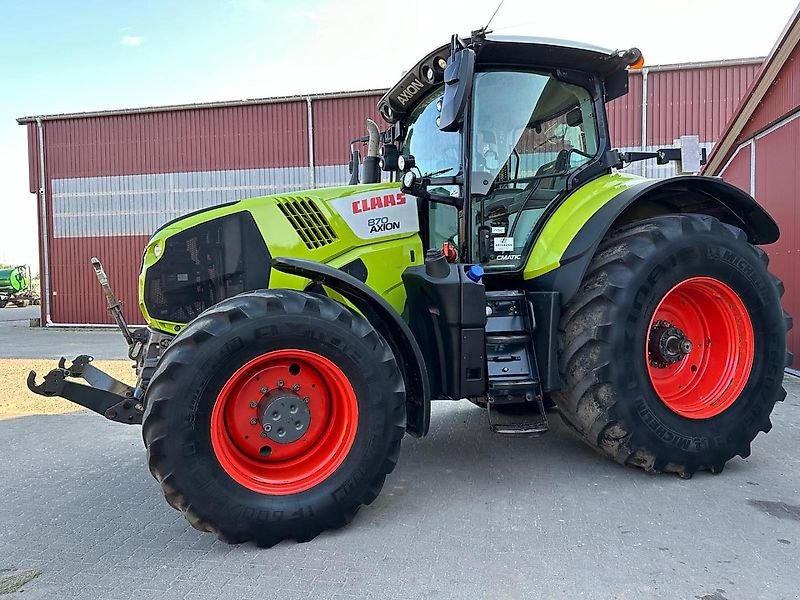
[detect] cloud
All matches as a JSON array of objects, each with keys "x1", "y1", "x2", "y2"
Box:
[{"x1": 120, "y1": 35, "x2": 144, "y2": 47}]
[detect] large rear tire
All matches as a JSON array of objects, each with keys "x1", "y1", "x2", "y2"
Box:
[
  {"x1": 142, "y1": 290, "x2": 405, "y2": 546},
  {"x1": 555, "y1": 214, "x2": 790, "y2": 477}
]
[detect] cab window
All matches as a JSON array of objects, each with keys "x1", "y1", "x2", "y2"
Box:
[{"x1": 469, "y1": 70, "x2": 599, "y2": 269}]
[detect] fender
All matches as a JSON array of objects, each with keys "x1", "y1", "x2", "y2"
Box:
[
  {"x1": 271, "y1": 257, "x2": 431, "y2": 437},
  {"x1": 525, "y1": 174, "x2": 779, "y2": 305}
]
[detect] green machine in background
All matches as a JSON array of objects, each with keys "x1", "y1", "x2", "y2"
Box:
[{"x1": 0, "y1": 265, "x2": 39, "y2": 308}]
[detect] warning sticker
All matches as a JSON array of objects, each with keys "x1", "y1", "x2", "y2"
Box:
[{"x1": 493, "y1": 237, "x2": 514, "y2": 252}]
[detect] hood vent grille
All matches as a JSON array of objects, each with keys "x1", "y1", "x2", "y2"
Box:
[{"x1": 277, "y1": 197, "x2": 338, "y2": 249}]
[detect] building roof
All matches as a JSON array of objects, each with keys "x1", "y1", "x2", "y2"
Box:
[
  {"x1": 704, "y1": 4, "x2": 800, "y2": 174},
  {"x1": 16, "y1": 89, "x2": 387, "y2": 124}
]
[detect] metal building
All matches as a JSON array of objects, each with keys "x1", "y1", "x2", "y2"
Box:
[
  {"x1": 19, "y1": 59, "x2": 762, "y2": 326},
  {"x1": 706, "y1": 5, "x2": 800, "y2": 368}
]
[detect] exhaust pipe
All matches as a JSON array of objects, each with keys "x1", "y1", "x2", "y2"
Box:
[{"x1": 361, "y1": 119, "x2": 381, "y2": 184}]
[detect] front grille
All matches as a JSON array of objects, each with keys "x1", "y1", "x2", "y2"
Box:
[
  {"x1": 144, "y1": 211, "x2": 270, "y2": 324},
  {"x1": 277, "y1": 197, "x2": 337, "y2": 249}
]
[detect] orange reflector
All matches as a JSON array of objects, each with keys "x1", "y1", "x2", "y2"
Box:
[{"x1": 628, "y1": 55, "x2": 645, "y2": 70}]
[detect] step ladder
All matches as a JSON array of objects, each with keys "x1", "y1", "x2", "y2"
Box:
[{"x1": 484, "y1": 291, "x2": 549, "y2": 435}]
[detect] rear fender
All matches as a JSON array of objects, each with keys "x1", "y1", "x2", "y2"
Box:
[
  {"x1": 271, "y1": 257, "x2": 431, "y2": 437},
  {"x1": 526, "y1": 174, "x2": 779, "y2": 306}
]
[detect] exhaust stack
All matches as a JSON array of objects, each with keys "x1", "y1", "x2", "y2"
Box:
[{"x1": 361, "y1": 119, "x2": 381, "y2": 184}]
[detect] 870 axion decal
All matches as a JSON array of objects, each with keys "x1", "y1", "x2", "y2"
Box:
[{"x1": 332, "y1": 190, "x2": 419, "y2": 240}]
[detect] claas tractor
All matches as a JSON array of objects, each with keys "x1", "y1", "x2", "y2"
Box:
[{"x1": 28, "y1": 32, "x2": 791, "y2": 547}]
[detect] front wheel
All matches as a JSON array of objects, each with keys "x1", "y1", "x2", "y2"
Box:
[
  {"x1": 142, "y1": 290, "x2": 406, "y2": 546},
  {"x1": 555, "y1": 214, "x2": 790, "y2": 477}
]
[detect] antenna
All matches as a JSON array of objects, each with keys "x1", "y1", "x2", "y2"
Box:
[{"x1": 481, "y1": 0, "x2": 506, "y2": 34}]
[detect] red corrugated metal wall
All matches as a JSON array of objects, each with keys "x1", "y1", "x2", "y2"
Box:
[
  {"x1": 313, "y1": 95, "x2": 382, "y2": 166},
  {"x1": 606, "y1": 71, "x2": 642, "y2": 148},
  {"x1": 45, "y1": 103, "x2": 309, "y2": 178},
  {"x1": 720, "y1": 143, "x2": 752, "y2": 193},
  {"x1": 647, "y1": 63, "x2": 761, "y2": 145},
  {"x1": 606, "y1": 62, "x2": 761, "y2": 148},
  {"x1": 740, "y1": 52, "x2": 800, "y2": 140},
  {"x1": 754, "y1": 118, "x2": 800, "y2": 364}
]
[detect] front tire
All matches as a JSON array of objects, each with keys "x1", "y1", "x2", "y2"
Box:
[
  {"x1": 555, "y1": 214, "x2": 790, "y2": 477},
  {"x1": 142, "y1": 290, "x2": 406, "y2": 546}
]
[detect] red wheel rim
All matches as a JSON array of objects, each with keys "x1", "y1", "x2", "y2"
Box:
[
  {"x1": 646, "y1": 277, "x2": 754, "y2": 419},
  {"x1": 210, "y1": 349, "x2": 358, "y2": 495}
]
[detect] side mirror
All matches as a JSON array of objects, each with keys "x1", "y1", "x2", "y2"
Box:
[{"x1": 438, "y1": 47, "x2": 475, "y2": 132}]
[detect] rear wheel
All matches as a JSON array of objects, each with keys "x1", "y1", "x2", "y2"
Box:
[
  {"x1": 555, "y1": 214, "x2": 790, "y2": 477},
  {"x1": 143, "y1": 290, "x2": 406, "y2": 546}
]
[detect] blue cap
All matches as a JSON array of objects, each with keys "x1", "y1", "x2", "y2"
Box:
[{"x1": 466, "y1": 264, "x2": 485, "y2": 282}]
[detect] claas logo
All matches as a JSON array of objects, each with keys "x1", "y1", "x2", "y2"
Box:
[{"x1": 351, "y1": 192, "x2": 407, "y2": 214}]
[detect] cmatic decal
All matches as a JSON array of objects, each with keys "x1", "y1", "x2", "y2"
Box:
[{"x1": 331, "y1": 191, "x2": 419, "y2": 240}]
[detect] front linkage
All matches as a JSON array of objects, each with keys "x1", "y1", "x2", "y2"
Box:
[
  {"x1": 27, "y1": 258, "x2": 171, "y2": 425},
  {"x1": 27, "y1": 355, "x2": 143, "y2": 424}
]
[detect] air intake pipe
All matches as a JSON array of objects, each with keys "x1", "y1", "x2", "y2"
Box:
[{"x1": 361, "y1": 119, "x2": 381, "y2": 184}]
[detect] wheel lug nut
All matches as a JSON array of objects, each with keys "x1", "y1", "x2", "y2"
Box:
[
  {"x1": 249, "y1": 401, "x2": 257, "y2": 408},
  {"x1": 260, "y1": 386, "x2": 268, "y2": 394},
  {"x1": 289, "y1": 405, "x2": 297, "y2": 414},
  {"x1": 277, "y1": 380, "x2": 284, "y2": 388},
  {"x1": 295, "y1": 421, "x2": 302, "y2": 430},
  {"x1": 292, "y1": 384, "x2": 300, "y2": 392},
  {"x1": 260, "y1": 431, "x2": 268, "y2": 437},
  {"x1": 303, "y1": 396, "x2": 310, "y2": 403},
  {"x1": 250, "y1": 418, "x2": 257, "y2": 425},
  {"x1": 264, "y1": 424, "x2": 272, "y2": 432},
  {"x1": 272, "y1": 411, "x2": 280, "y2": 420}
]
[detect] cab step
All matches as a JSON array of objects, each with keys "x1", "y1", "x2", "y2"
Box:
[
  {"x1": 484, "y1": 290, "x2": 548, "y2": 435},
  {"x1": 487, "y1": 395, "x2": 549, "y2": 435}
]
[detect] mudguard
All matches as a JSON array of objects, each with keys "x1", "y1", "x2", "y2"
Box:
[
  {"x1": 271, "y1": 257, "x2": 431, "y2": 437},
  {"x1": 525, "y1": 174, "x2": 780, "y2": 306}
]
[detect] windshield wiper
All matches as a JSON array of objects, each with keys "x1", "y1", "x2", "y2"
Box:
[{"x1": 421, "y1": 167, "x2": 457, "y2": 178}]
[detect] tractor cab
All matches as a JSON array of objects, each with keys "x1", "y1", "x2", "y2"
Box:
[{"x1": 376, "y1": 33, "x2": 641, "y2": 272}]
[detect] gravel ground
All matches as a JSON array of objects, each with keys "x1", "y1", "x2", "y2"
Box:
[
  {"x1": 0, "y1": 376, "x2": 799, "y2": 599},
  {"x1": 0, "y1": 359, "x2": 132, "y2": 419}
]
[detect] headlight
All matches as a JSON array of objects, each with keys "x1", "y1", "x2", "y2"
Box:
[{"x1": 153, "y1": 241, "x2": 163, "y2": 258}]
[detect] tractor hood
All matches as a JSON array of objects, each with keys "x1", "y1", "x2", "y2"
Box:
[{"x1": 138, "y1": 183, "x2": 423, "y2": 333}]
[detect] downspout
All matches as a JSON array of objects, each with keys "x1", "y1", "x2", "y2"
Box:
[
  {"x1": 640, "y1": 67, "x2": 649, "y2": 177},
  {"x1": 36, "y1": 118, "x2": 52, "y2": 326},
  {"x1": 306, "y1": 97, "x2": 315, "y2": 188}
]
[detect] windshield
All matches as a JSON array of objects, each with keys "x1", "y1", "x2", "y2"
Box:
[
  {"x1": 401, "y1": 87, "x2": 461, "y2": 178},
  {"x1": 469, "y1": 70, "x2": 599, "y2": 269},
  {"x1": 401, "y1": 87, "x2": 462, "y2": 250}
]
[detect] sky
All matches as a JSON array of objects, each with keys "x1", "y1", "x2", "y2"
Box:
[{"x1": 1, "y1": 0, "x2": 798, "y2": 273}]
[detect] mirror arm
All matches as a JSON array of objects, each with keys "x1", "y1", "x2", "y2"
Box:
[{"x1": 403, "y1": 179, "x2": 464, "y2": 210}]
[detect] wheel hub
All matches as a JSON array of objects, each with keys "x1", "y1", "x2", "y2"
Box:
[
  {"x1": 258, "y1": 391, "x2": 310, "y2": 444},
  {"x1": 649, "y1": 320, "x2": 693, "y2": 367}
]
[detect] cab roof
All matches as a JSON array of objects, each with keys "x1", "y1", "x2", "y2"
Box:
[{"x1": 378, "y1": 34, "x2": 634, "y2": 124}]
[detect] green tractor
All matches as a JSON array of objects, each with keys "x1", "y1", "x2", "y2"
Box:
[
  {"x1": 0, "y1": 265, "x2": 39, "y2": 308},
  {"x1": 29, "y1": 33, "x2": 790, "y2": 547}
]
